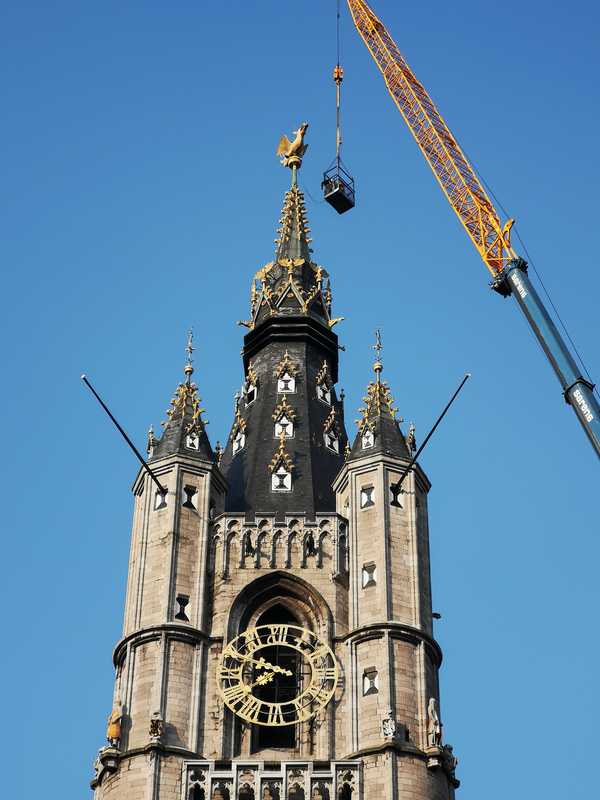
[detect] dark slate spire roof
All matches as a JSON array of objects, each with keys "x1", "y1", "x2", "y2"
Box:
[
  {"x1": 220, "y1": 337, "x2": 348, "y2": 519},
  {"x1": 221, "y1": 140, "x2": 348, "y2": 519},
  {"x1": 349, "y1": 338, "x2": 411, "y2": 460},
  {"x1": 243, "y1": 171, "x2": 337, "y2": 332},
  {"x1": 149, "y1": 333, "x2": 213, "y2": 462}
]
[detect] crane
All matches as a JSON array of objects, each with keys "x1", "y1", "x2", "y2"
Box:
[{"x1": 346, "y1": 0, "x2": 600, "y2": 458}]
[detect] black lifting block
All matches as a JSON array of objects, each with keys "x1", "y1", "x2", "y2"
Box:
[{"x1": 322, "y1": 163, "x2": 355, "y2": 214}]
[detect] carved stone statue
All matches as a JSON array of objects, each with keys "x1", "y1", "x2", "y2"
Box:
[
  {"x1": 263, "y1": 783, "x2": 280, "y2": 800},
  {"x1": 406, "y1": 422, "x2": 417, "y2": 453},
  {"x1": 381, "y1": 708, "x2": 398, "y2": 739},
  {"x1": 441, "y1": 744, "x2": 458, "y2": 778},
  {"x1": 305, "y1": 531, "x2": 317, "y2": 557},
  {"x1": 277, "y1": 123, "x2": 309, "y2": 168},
  {"x1": 427, "y1": 697, "x2": 442, "y2": 747},
  {"x1": 149, "y1": 710, "x2": 164, "y2": 741},
  {"x1": 106, "y1": 703, "x2": 123, "y2": 748}
]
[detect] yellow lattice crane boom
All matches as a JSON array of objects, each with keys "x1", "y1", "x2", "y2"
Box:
[
  {"x1": 347, "y1": 0, "x2": 515, "y2": 276},
  {"x1": 346, "y1": 0, "x2": 600, "y2": 456}
]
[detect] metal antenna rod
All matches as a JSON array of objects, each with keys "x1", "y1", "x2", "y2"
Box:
[
  {"x1": 81, "y1": 374, "x2": 166, "y2": 495},
  {"x1": 392, "y1": 373, "x2": 471, "y2": 492}
]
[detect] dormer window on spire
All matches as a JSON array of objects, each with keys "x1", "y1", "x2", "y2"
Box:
[
  {"x1": 361, "y1": 427, "x2": 375, "y2": 449},
  {"x1": 278, "y1": 372, "x2": 295, "y2": 393},
  {"x1": 245, "y1": 364, "x2": 259, "y2": 406},
  {"x1": 273, "y1": 398, "x2": 296, "y2": 439},
  {"x1": 316, "y1": 360, "x2": 332, "y2": 405},
  {"x1": 230, "y1": 407, "x2": 247, "y2": 457},
  {"x1": 186, "y1": 432, "x2": 200, "y2": 451},
  {"x1": 275, "y1": 415, "x2": 293, "y2": 438},
  {"x1": 323, "y1": 407, "x2": 342, "y2": 454},
  {"x1": 268, "y1": 432, "x2": 294, "y2": 492},
  {"x1": 233, "y1": 429, "x2": 245, "y2": 455},
  {"x1": 275, "y1": 350, "x2": 298, "y2": 394},
  {"x1": 272, "y1": 465, "x2": 292, "y2": 491}
]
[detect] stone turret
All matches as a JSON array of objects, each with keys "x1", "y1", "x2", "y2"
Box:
[{"x1": 332, "y1": 337, "x2": 458, "y2": 796}]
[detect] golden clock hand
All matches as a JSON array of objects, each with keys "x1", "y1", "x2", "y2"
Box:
[
  {"x1": 249, "y1": 656, "x2": 293, "y2": 676},
  {"x1": 250, "y1": 671, "x2": 275, "y2": 688},
  {"x1": 229, "y1": 652, "x2": 293, "y2": 676}
]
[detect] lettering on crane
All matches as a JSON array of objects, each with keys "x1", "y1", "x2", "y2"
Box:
[
  {"x1": 510, "y1": 272, "x2": 528, "y2": 300},
  {"x1": 572, "y1": 389, "x2": 595, "y2": 423}
]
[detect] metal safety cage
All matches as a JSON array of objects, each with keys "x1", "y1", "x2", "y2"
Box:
[{"x1": 322, "y1": 160, "x2": 356, "y2": 214}]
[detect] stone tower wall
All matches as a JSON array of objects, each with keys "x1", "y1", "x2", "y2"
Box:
[{"x1": 94, "y1": 455, "x2": 226, "y2": 800}]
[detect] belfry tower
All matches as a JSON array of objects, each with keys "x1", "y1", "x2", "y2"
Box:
[{"x1": 91, "y1": 125, "x2": 460, "y2": 800}]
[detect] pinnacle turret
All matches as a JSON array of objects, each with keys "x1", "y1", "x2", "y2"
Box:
[
  {"x1": 150, "y1": 331, "x2": 213, "y2": 462},
  {"x1": 349, "y1": 331, "x2": 411, "y2": 460}
]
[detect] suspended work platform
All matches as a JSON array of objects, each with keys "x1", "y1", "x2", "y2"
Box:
[{"x1": 322, "y1": 161, "x2": 355, "y2": 214}]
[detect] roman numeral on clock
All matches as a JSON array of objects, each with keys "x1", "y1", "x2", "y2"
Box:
[
  {"x1": 312, "y1": 666, "x2": 337, "y2": 683},
  {"x1": 291, "y1": 698, "x2": 313, "y2": 722},
  {"x1": 218, "y1": 666, "x2": 242, "y2": 681},
  {"x1": 223, "y1": 684, "x2": 248, "y2": 704},
  {"x1": 242, "y1": 629, "x2": 262, "y2": 654},
  {"x1": 266, "y1": 624, "x2": 289, "y2": 644},
  {"x1": 309, "y1": 644, "x2": 330, "y2": 662},
  {"x1": 266, "y1": 705, "x2": 284, "y2": 725},
  {"x1": 305, "y1": 684, "x2": 331, "y2": 705},
  {"x1": 237, "y1": 695, "x2": 262, "y2": 722}
]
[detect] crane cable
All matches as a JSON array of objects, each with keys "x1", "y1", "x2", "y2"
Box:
[{"x1": 334, "y1": 0, "x2": 343, "y2": 161}]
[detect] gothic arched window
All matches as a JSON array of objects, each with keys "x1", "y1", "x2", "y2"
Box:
[{"x1": 251, "y1": 603, "x2": 300, "y2": 751}]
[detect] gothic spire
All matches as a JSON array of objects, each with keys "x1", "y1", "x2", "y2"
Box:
[
  {"x1": 274, "y1": 184, "x2": 312, "y2": 263},
  {"x1": 150, "y1": 331, "x2": 213, "y2": 462},
  {"x1": 221, "y1": 123, "x2": 347, "y2": 518},
  {"x1": 244, "y1": 122, "x2": 336, "y2": 331},
  {"x1": 349, "y1": 330, "x2": 411, "y2": 460}
]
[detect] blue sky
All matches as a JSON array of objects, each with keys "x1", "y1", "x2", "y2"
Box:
[{"x1": 3, "y1": 1, "x2": 599, "y2": 798}]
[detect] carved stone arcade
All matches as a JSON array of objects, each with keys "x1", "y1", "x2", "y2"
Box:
[
  {"x1": 211, "y1": 515, "x2": 348, "y2": 580},
  {"x1": 184, "y1": 761, "x2": 360, "y2": 800}
]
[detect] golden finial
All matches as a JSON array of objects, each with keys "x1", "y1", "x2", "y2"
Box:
[
  {"x1": 373, "y1": 329, "x2": 383, "y2": 382},
  {"x1": 147, "y1": 424, "x2": 157, "y2": 455},
  {"x1": 184, "y1": 329, "x2": 194, "y2": 382}
]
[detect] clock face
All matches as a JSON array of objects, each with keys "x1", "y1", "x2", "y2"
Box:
[{"x1": 217, "y1": 624, "x2": 338, "y2": 726}]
